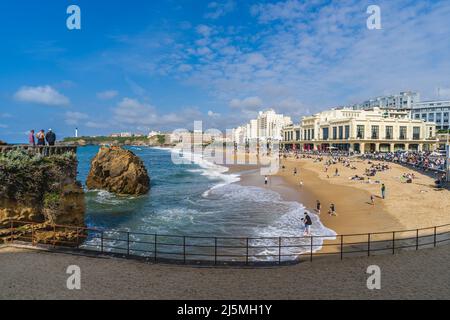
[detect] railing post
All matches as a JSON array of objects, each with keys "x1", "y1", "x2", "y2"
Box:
[
  {"x1": 76, "y1": 227, "x2": 81, "y2": 249},
  {"x1": 100, "y1": 231, "x2": 104, "y2": 253},
  {"x1": 433, "y1": 227, "x2": 437, "y2": 247},
  {"x1": 392, "y1": 232, "x2": 395, "y2": 254},
  {"x1": 183, "y1": 236, "x2": 186, "y2": 264},
  {"x1": 214, "y1": 237, "x2": 218, "y2": 265},
  {"x1": 31, "y1": 223, "x2": 34, "y2": 246},
  {"x1": 368, "y1": 233, "x2": 371, "y2": 257},
  {"x1": 53, "y1": 224, "x2": 57, "y2": 247},
  {"x1": 310, "y1": 236, "x2": 313, "y2": 262},
  {"x1": 278, "y1": 237, "x2": 281, "y2": 265},
  {"x1": 154, "y1": 234, "x2": 157, "y2": 262},
  {"x1": 127, "y1": 232, "x2": 130, "y2": 256},
  {"x1": 245, "y1": 238, "x2": 249, "y2": 266},
  {"x1": 340, "y1": 235, "x2": 343, "y2": 260},
  {"x1": 9, "y1": 219, "x2": 13, "y2": 244},
  {"x1": 416, "y1": 229, "x2": 419, "y2": 250}
]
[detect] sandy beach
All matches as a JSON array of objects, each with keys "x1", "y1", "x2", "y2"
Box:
[{"x1": 230, "y1": 154, "x2": 449, "y2": 236}]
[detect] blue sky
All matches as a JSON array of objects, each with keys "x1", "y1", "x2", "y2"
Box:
[{"x1": 0, "y1": 0, "x2": 449, "y2": 142}]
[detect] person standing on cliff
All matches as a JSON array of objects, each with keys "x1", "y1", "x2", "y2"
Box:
[
  {"x1": 36, "y1": 130, "x2": 45, "y2": 146},
  {"x1": 45, "y1": 129, "x2": 56, "y2": 146},
  {"x1": 28, "y1": 130, "x2": 35, "y2": 147}
]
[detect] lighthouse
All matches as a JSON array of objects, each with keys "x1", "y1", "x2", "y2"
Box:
[{"x1": 75, "y1": 128, "x2": 78, "y2": 138}]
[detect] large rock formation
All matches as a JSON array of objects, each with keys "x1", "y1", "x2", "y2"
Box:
[
  {"x1": 86, "y1": 147, "x2": 150, "y2": 196},
  {"x1": 0, "y1": 150, "x2": 85, "y2": 228}
]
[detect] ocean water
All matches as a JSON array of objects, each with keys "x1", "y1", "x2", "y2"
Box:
[{"x1": 77, "y1": 146, "x2": 335, "y2": 259}]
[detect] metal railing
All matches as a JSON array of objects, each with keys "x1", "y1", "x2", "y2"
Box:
[
  {"x1": 3, "y1": 220, "x2": 450, "y2": 266},
  {"x1": 0, "y1": 145, "x2": 77, "y2": 156}
]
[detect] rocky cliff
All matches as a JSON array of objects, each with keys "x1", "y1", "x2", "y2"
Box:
[
  {"x1": 0, "y1": 150, "x2": 85, "y2": 229},
  {"x1": 86, "y1": 147, "x2": 150, "y2": 196}
]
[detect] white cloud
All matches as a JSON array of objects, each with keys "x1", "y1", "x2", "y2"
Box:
[
  {"x1": 85, "y1": 121, "x2": 110, "y2": 129},
  {"x1": 205, "y1": 1, "x2": 235, "y2": 19},
  {"x1": 437, "y1": 88, "x2": 450, "y2": 99},
  {"x1": 0, "y1": 124, "x2": 8, "y2": 129},
  {"x1": 250, "y1": 0, "x2": 308, "y2": 23},
  {"x1": 208, "y1": 110, "x2": 221, "y2": 117},
  {"x1": 65, "y1": 111, "x2": 89, "y2": 126},
  {"x1": 229, "y1": 96, "x2": 263, "y2": 110},
  {"x1": 97, "y1": 90, "x2": 118, "y2": 100},
  {"x1": 196, "y1": 25, "x2": 214, "y2": 38},
  {"x1": 14, "y1": 85, "x2": 70, "y2": 106},
  {"x1": 113, "y1": 98, "x2": 226, "y2": 130},
  {"x1": 178, "y1": 64, "x2": 193, "y2": 72}
]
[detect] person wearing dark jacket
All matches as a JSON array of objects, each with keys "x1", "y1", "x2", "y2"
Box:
[{"x1": 45, "y1": 129, "x2": 56, "y2": 146}]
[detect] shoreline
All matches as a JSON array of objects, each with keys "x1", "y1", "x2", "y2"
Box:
[{"x1": 227, "y1": 155, "x2": 450, "y2": 236}]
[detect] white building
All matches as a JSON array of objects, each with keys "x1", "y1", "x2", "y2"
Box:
[
  {"x1": 352, "y1": 91, "x2": 420, "y2": 110},
  {"x1": 232, "y1": 109, "x2": 292, "y2": 143},
  {"x1": 412, "y1": 100, "x2": 450, "y2": 131},
  {"x1": 148, "y1": 131, "x2": 161, "y2": 138},
  {"x1": 282, "y1": 108, "x2": 437, "y2": 153}
]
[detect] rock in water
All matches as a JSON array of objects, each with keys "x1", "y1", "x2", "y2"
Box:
[{"x1": 86, "y1": 147, "x2": 150, "y2": 195}]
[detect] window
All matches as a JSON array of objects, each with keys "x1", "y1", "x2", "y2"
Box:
[
  {"x1": 436, "y1": 113, "x2": 442, "y2": 123},
  {"x1": 429, "y1": 127, "x2": 433, "y2": 138},
  {"x1": 357, "y1": 125, "x2": 365, "y2": 139},
  {"x1": 399, "y1": 126, "x2": 407, "y2": 140},
  {"x1": 371, "y1": 125, "x2": 379, "y2": 139},
  {"x1": 295, "y1": 130, "x2": 300, "y2": 141},
  {"x1": 414, "y1": 114, "x2": 420, "y2": 119},
  {"x1": 311, "y1": 129, "x2": 315, "y2": 140},
  {"x1": 413, "y1": 127, "x2": 420, "y2": 140},
  {"x1": 444, "y1": 113, "x2": 449, "y2": 123},
  {"x1": 428, "y1": 113, "x2": 434, "y2": 122},
  {"x1": 344, "y1": 126, "x2": 350, "y2": 139},
  {"x1": 322, "y1": 128, "x2": 329, "y2": 140},
  {"x1": 332, "y1": 127, "x2": 337, "y2": 140},
  {"x1": 385, "y1": 126, "x2": 393, "y2": 139},
  {"x1": 338, "y1": 126, "x2": 343, "y2": 139}
]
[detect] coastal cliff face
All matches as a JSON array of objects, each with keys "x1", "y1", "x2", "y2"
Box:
[
  {"x1": 86, "y1": 147, "x2": 150, "y2": 196},
  {"x1": 0, "y1": 150, "x2": 85, "y2": 228}
]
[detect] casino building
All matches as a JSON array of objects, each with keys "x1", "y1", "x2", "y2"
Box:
[{"x1": 282, "y1": 108, "x2": 438, "y2": 153}]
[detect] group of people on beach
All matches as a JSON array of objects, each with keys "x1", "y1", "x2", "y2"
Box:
[
  {"x1": 362, "y1": 151, "x2": 446, "y2": 172},
  {"x1": 28, "y1": 129, "x2": 56, "y2": 146}
]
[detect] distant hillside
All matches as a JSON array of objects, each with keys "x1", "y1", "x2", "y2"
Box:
[{"x1": 63, "y1": 135, "x2": 170, "y2": 147}]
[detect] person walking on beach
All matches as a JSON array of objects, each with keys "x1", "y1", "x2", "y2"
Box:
[
  {"x1": 45, "y1": 129, "x2": 56, "y2": 146},
  {"x1": 36, "y1": 130, "x2": 45, "y2": 146},
  {"x1": 328, "y1": 203, "x2": 337, "y2": 216},
  {"x1": 303, "y1": 212, "x2": 312, "y2": 236},
  {"x1": 293, "y1": 168, "x2": 297, "y2": 176},
  {"x1": 316, "y1": 200, "x2": 321, "y2": 215},
  {"x1": 264, "y1": 175, "x2": 268, "y2": 185},
  {"x1": 28, "y1": 130, "x2": 35, "y2": 147},
  {"x1": 335, "y1": 168, "x2": 339, "y2": 176},
  {"x1": 381, "y1": 184, "x2": 386, "y2": 199},
  {"x1": 370, "y1": 195, "x2": 375, "y2": 205}
]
